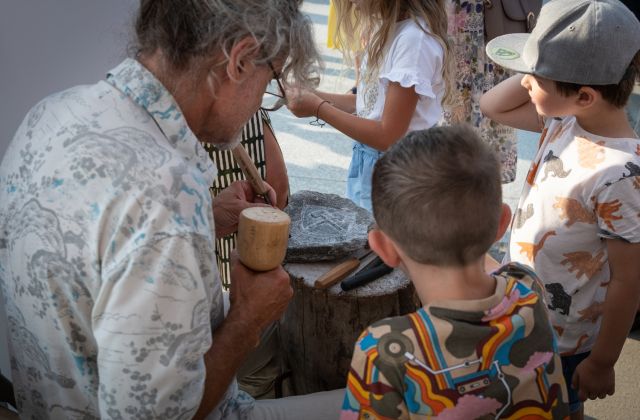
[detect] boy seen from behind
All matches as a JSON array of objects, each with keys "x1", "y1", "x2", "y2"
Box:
[
  {"x1": 480, "y1": 0, "x2": 640, "y2": 418},
  {"x1": 340, "y1": 126, "x2": 569, "y2": 419}
]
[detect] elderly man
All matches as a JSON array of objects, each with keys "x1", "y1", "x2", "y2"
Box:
[{"x1": 0, "y1": 0, "x2": 342, "y2": 418}]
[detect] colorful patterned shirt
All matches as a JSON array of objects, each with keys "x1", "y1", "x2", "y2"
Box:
[
  {"x1": 508, "y1": 116, "x2": 640, "y2": 355},
  {"x1": 0, "y1": 59, "x2": 252, "y2": 419},
  {"x1": 341, "y1": 263, "x2": 568, "y2": 419}
]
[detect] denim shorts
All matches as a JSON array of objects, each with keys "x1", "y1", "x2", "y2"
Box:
[
  {"x1": 561, "y1": 352, "x2": 591, "y2": 413},
  {"x1": 345, "y1": 142, "x2": 383, "y2": 212}
]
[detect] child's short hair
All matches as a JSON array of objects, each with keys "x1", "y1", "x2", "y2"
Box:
[
  {"x1": 371, "y1": 125, "x2": 502, "y2": 267},
  {"x1": 555, "y1": 51, "x2": 640, "y2": 108}
]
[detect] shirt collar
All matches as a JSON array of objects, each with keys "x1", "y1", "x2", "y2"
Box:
[{"x1": 106, "y1": 58, "x2": 213, "y2": 172}]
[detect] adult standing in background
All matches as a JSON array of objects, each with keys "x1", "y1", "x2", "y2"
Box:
[
  {"x1": 0, "y1": 0, "x2": 343, "y2": 419},
  {"x1": 203, "y1": 110, "x2": 289, "y2": 400},
  {"x1": 443, "y1": 0, "x2": 518, "y2": 183},
  {"x1": 204, "y1": 109, "x2": 289, "y2": 288}
]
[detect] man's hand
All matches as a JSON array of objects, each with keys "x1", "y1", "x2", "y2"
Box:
[
  {"x1": 572, "y1": 356, "x2": 615, "y2": 401},
  {"x1": 285, "y1": 87, "x2": 324, "y2": 118},
  {"x1": 213, "y1": 180, "x2": 276, "y2": 238},
  {"x1": 227, "y1": 252, "x2": 293, "y2": 341}
]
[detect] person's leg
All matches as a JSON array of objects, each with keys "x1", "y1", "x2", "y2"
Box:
[
  {"x1": 236, "y1": 322, "x2": 282, "y2": 399},
  {"x1": 561, "y1": 352, "x2": 591, "y2": 420},
  {"x1": 224, "y1": 292, "x2": 283, "y2": 399},
  {"x1": 356, "y1": 146, "x2": 383, "y2": 212},
  {"x1": 346, "y1": 143, "x2": 364, "y2": 206},
  {"x1": 249, "y1": 388, "x2": 344, "y2": 420}
]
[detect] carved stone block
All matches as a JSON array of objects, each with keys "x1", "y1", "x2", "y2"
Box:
[{"x1": 285, "y1": 190, "x2": 372, "y2": 263}]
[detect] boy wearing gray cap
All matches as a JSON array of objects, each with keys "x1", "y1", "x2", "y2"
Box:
[{"x1": 480, "y1": 0, "x2": 640, "y2": 418}]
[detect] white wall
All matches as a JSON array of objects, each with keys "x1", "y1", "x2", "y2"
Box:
[
  {"x1": 0, "y1": 0, "x2": 136, "y2": 160},
  {"x1": 0, "y1": 0, "x2": 136, "y2": 380}
]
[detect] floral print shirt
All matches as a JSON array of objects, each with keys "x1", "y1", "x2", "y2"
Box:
[
  {"x1": 0, "y1": 59, "x2": 252, "y2": 419},
  {"x1": 443, "y1": 0, "x2": 517, "y2": 183}
]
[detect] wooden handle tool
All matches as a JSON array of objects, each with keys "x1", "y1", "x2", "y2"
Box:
[
  {"x1": 314, "y1": 258, "x2": 361, "y2": 289},
  {"x1": 313, "y1": 249, "x2": 375, "y2": 289},
  {"x1": 232, "y1": 145, "x2": 272, "y2": 206}
]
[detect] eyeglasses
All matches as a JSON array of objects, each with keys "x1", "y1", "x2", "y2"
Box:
[{"x1": 261, "y1": 61, "x2": 287, "y2": 112}]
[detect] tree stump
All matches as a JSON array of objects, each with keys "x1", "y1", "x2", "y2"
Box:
[{"x1": 280, "y1": 258, "x2": 419, "y2": 395}]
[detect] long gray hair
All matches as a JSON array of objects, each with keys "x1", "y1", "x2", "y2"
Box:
[{"x1": 132, "y1": 0, "x2": 321, "y2": 87}]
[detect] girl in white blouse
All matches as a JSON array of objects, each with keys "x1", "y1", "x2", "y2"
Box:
[{"x1": 286, "y1": 0, "x2": 452, "y2": 211}]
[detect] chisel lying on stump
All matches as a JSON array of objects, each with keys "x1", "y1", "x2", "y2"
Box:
[
  {"x1": 314, "y1": 250, "x2": 375, "y2": 289},
  {"x1": 340, "y1": 257, "x2": 393, "y2": 291}
]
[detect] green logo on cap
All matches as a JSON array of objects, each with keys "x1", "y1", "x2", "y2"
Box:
[{"x1": 492, "y1": 47, "x2": 520, "y2": 60}]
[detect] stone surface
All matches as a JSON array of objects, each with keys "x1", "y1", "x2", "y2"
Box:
[{"x1": 284, "y1": 190, "x2": 373, "y2": 262}]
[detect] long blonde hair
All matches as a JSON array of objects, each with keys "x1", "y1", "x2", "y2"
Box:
[{"x1": 333, "y1": 0, "x2": 453, "y2": 105}]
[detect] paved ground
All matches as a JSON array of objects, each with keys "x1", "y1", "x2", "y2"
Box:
[{"x1": 266, "y1": 2, "x2": 640, "y2": 418}]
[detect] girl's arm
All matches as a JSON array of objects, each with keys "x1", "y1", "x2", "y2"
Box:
[
  {"x1": 480, "y1": 74, "x2": 541, "y2": 133},
  {"x1": 313, "y1": 91, "x2": 356, "y2": 114},
  {"x1": 287, "y1": 82, "x2": 418, "y2": 151}
]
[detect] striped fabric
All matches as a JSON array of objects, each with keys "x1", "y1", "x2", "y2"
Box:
[{"x1": 203, "y1": 110, "x2": 270, "y2": 288}]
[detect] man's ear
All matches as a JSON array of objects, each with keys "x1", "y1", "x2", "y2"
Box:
[
  {"x1": 368, "y1": 229, "x2": 403, "y2": 268},
  {"x1": 495, "y1": 203, "x2": 512, "y2": 242},
  {"x1": 226, "y1": 37, "x2": 259, "y2": 82}
]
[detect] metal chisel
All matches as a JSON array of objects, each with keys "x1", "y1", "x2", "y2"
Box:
[{"x1": 340, "y1": 257, "x2": 393, "y2": 291}]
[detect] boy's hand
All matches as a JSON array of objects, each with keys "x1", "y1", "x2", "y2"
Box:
[{"x1": 572, "y1": 356, "x2": 615, "y2": 401}]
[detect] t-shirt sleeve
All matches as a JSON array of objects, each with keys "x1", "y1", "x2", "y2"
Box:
[
  {"x1": 93, "y1": 198, "x2": 223, "y2": 418},
  {"x1": 378, "y1": 25, "x2": 443, "y2": 99},
  {"x1": 340, "y1": 328, "x2": 406, "y2": 420},
  {"x1": 594, "y1": 176, "x2": 640, "y2": 243},
  {"x1": 341, "y1": 329, "x2": 370, "y2": 419}
]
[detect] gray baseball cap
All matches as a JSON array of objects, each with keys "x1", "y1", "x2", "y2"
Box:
[{"x1": 486, "y1": 0, "x2": 640, "y2": 85}]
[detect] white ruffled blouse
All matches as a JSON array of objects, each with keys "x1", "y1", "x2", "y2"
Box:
[{"x1": 356, "y1": 18, "x2": 445, "y2": 132}]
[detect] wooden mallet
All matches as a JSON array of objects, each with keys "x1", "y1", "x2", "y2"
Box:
[
  {"x1": 230, "y1": 145, "x2": 290, "y2": 271},
  {"x1": 237, "y1": 207, "x2": 290, "y2": 271}
]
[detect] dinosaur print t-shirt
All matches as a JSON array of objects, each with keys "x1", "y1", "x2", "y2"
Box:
[
  {"x1": 341, "y1": 263, "x2": 568, "y2": 420},
  {"x1": 509, "y1": 116, "x2": 640, "y2": 355}
]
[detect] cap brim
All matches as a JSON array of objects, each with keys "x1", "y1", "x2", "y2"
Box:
[{"x1": 486, "y1": 33, "x2": 531, "y2": 74}]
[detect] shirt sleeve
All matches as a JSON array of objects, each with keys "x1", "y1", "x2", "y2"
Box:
[
  {"x1": 378, "y1": 23, "x2": 443, "y2": 99},
  {"x1": 340, "y1": 328, "x2": 406, "y2": 420},
  {"x1": 594, "y1": 176, "x2": 640, "y2": 243},
  {"x1": 93, "y1": 195, "x2": 224, "y2": 418}
]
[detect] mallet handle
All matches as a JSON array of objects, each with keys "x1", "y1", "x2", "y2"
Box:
[{"x1": 232, "y1": 145, "x2": 272, "y2": 206}]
